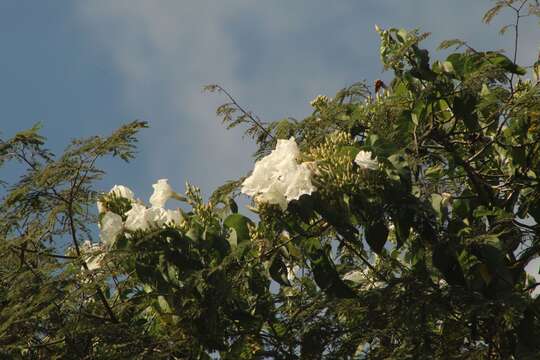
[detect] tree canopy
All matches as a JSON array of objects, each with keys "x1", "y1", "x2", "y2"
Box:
[{"x1": 1, "y1": 1, "x2": 540, "y2": 359}]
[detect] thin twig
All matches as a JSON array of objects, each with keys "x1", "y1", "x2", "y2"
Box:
[
  {"x1": 509, "y1": 0, "x2": 528, "y2": 90},
  {"x1": 213, "y1": 85, "x2": 275, "y2": 141},
  {"x1": 11, "y1": 245, "x2": 77, "y2": 260}
]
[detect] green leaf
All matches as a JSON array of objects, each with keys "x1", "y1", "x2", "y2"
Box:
[
  {"x1": 135, "y1": 257, "x2": 158, "y2": 287},
  {"x1": 432, "y1": 242, "x2": 466, "y2": 287},
  {"x1": 226, "y1": 228, "x2": 239, "y2": 248},
  {"x1": 186, "y1": 224, "x2": 202, "y2": 242},
  {"x1": 365, "y1": 221, "x2": 388, "y2": 254},
  {"x1": 269, "y1": 253, "x2": 290, "y2": 287},
  {"x1": 470, "y1": 242, "x2": 513, "y2": 289},
  {"x1": 442, "y1": 61, "x2": 455, "y2": 73},
  {"x1": 337, "y1": 145, "x2": 360, "y2": 160},
  {"x1": 482, "y1": 3, "x2": 504, "y2": 24},
  {"x1": 114, "y1": 233, "x2": 129, "y2": 250},
  {"x1": 228, "y1": 198, "x2": 239, "y2": 213},
  {"x1": 224, "y1": 214, "x2": 254, "y2": 246},
  {"x1": 438, "y1": 39, "x2": 465, "y2": 50},
  {"x1": 499, "y1": 24, "x2": 512, "y2": 35},
  {"x1": 453, "y1": 93, "x2": 480, "y2": 131},
  {"x1": 446, "y1": 53, "x2": 470, "y2": 78},
  {"x1": 157, "y1": 295, "x2": 173, "y2": 314},
  {"x1": 453, "y1": 189, "x2": 475, "y2": 219},
  {"x1": 431, "y1": 193, "x2": 443, "y2": 220},
  {"x1": 166, "y1": 263, "x2": 182, "y2": 288},
  {"x1": 393, "y1": 208, "x2": 413, "y2": 248},
  {"x1": 310, "y1": 250, "x2": 356, "y2": 298},
  {"x1": 477, "y1": 263, "x2": 492, "y2": 285},
  {"x1": 487, "y1": 52, "x2": 526, "y2": 75},
  {"x1": 447, "y1": 51, "x2": 526, "y2": 78},
  {"x1": 301, "y1": 328, "x2": 326, "y2": 359},
  {"x1": 517, "y1": 307, "x2": 540, "y2": 355},
  {"x1": 425, "y1": 164, "x2": 444, "y2": 179},
  {"x1": 286, "y1": 242, "x2": 302, "y2": 259},
  {"x1": 204, "y1": 227, "x2": 230, "y2": 257},
  {"x1": 314, "y1": 194, "x2": 359, "y2": 243}
]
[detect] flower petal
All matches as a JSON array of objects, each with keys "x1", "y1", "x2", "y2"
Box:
[{"x1": 149, "y1": 179, "x2": 174, "y2": 208}]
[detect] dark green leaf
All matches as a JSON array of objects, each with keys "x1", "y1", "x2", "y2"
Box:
[
  {"x1": 223, "y1": 214, "x2": 254, "y2": 245},
  {"x1": 365, "y1": 221, "x2": 388, "y2": 254},
  {"x1": 269, "y1": 253, "x2": 290, "y2": 287},
  {"x1": 432, "y1": 242, "x2": 466, "y2": 287},
  {"x1": 310, "y1": 250, "x2": 356, "y2": 298}
]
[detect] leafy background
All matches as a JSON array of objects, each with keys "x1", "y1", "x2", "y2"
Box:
[{"x1": 2, "y1": 2, "x2": 540, "y2": 357}]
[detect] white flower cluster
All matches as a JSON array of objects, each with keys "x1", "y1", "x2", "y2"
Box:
[
  {"x1": 241, "y1": 137, "x2": 316, "y2": 210},
  {"x1": 124, "y1": 203, "x2": 182, "y2": 232},
  {"x1": 98, "y1": 179, "x2": 183, "y2": 247},
  {"x1": 81, "y1": 180, "x2": 182, "y2": 271}
]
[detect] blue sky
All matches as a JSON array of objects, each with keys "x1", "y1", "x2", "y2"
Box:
[{"x1": 1, "y1": 0, "x2": 538, "y2": 201}]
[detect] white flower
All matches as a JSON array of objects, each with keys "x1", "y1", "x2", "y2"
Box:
[
  {"x1": 146, "y1": 207, "x2": 168, "y2": 227},
  {"x1": 343, "y1": 270, "x2": 385, "y2": 289},
  {"x1": 241, "y1": 137, "x2": 316, "y2": 210},
  {"x1": 287, "y1": 264, "x2": 300, "y2": 284},
  {"x1": 438, "y1": 279, "x2": 448, "y2": 289},
  {"x1": 109, "y1": 185, "x2": 135, "y2": 201},
  {"x1": 255, "y1": 182, "x2": 289, "y2": 210},
  {"x1": 149, "y1": 179, "x2": 174, "y2": 208},
  {"x1": 124, "y1": 203, "x2": 150, "y2": 231},
  {"x1": 81, "y1": 240, "x2": 105, "y2": 271},
  {"x1": 146, "y1": 207, "x2": 183, "y2": 227},
  {"x1": 366, "y1": 281, "x2": 386, "y2": 290},
  {"x1": 99, "y1": 211, "x2": 123, "y2": 247},
  {"x1": 86, "y1": 255, "x2": 104, "y2": 271},
  {"x1": 97, "y1": 185, "x2": 135, "y2": 213},
  {"x1": 165, "y1": 209, "x2": 183, "y2": 224},
  {"x1": 283, "y1": 163, "x2": 316, "y2": 201},
  {"x1": 343, "y1": 270, "x2": 364, "y2": 283},
  {"x1": 80, "y1": 240, "x2": 97, "y2": 252},
  {"x1": 441, "y1": 192, "x2": 452, "y2": 207},
  {"x1": 354, "y1": 150, "x2": 378, "y2": 170},
  {"x1": 125, "y1": 203, "x2": 183, "y2": 231},
  {"x1": 96, "y1": 200, "x2": 107, "y2": 214}
]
